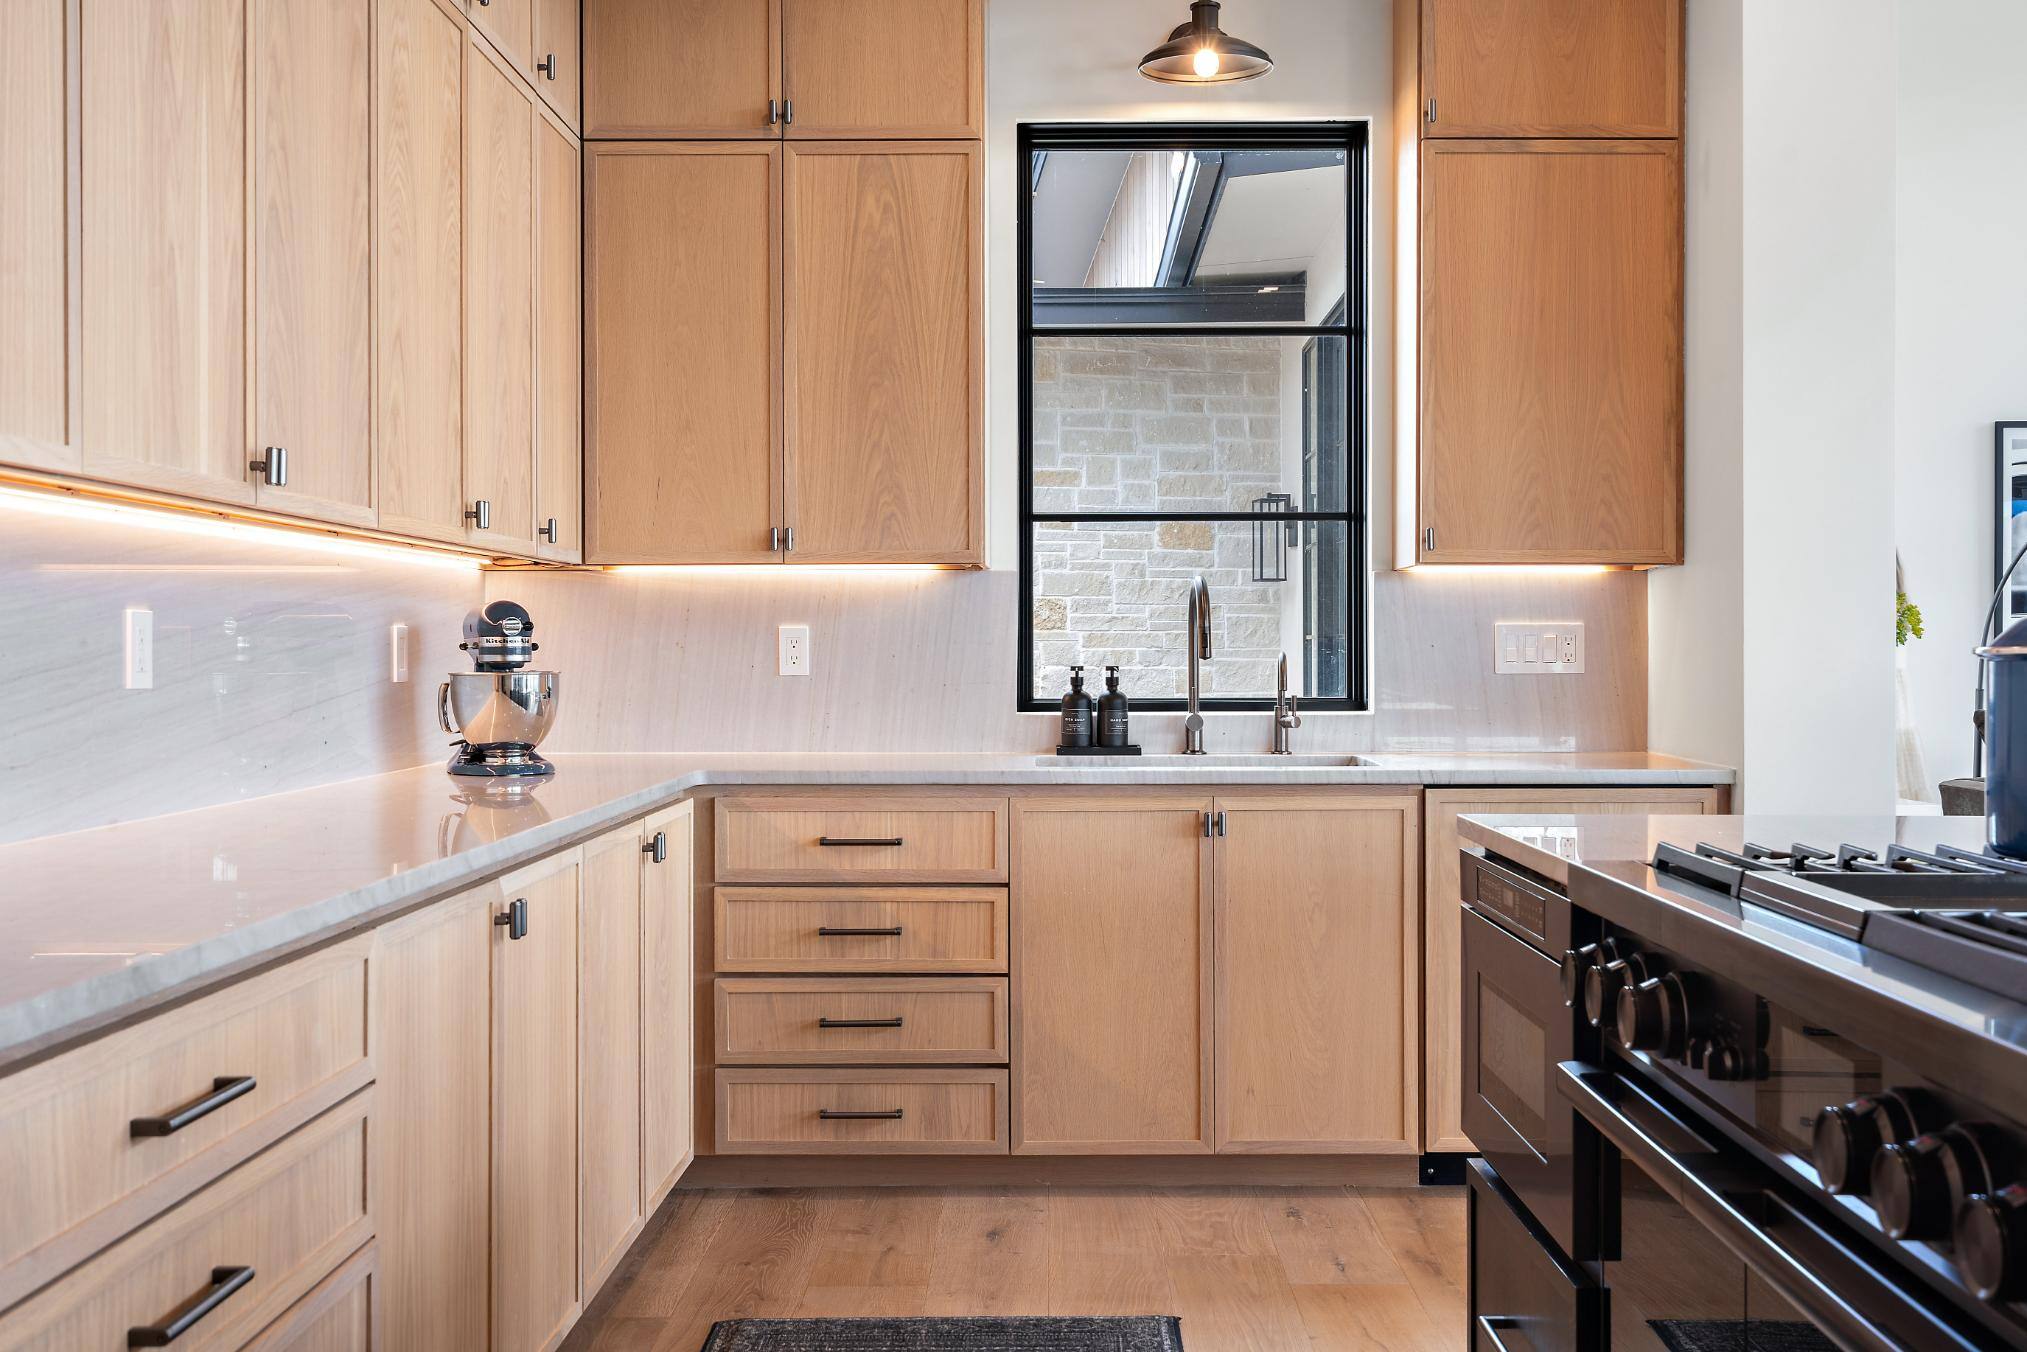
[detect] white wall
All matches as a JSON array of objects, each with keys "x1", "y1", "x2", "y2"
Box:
[{"x1": 1893, "y1": 0, "x2": 2027, "y2": 795}]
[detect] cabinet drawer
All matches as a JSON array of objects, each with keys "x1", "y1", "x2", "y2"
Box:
[
  {"x1": 714, "y1": 887, "x2": 1007, "y2": 973},
  {"x1": 716, "y1": 1069, "x2": 1009, "y2": 1154},
  {"x1": 0, "y1": 939, "x2": 373, "y2": 1310},
  {"x1": 715, "y1": 978, "x2": 1008, "y2": 1064},
  {"x1": 0, "y1": 1093, "x2": 374, "y2": 1350},
  {"x1": 240, "y1": 1242, "x2": 376, "y2": 1351},
  {"x1": 715, "y1": 797, "x2": 1009, "y2": 883}
]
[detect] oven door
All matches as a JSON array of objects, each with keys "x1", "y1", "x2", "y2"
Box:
[
  {"x1": 1464, "y1": 904, "x2": 1588, "y2": 1259},
  {"x1": 1557, "y1": 1061, "x2": 1994, "y2": 1352}
]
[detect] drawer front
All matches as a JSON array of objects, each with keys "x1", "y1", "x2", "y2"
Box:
[
  {"x1": 0, "y1": 1093, "x2": 374, "y2": 1351},
  {"x1": 1468, "y1": 1158, "x2": 1601, "y2": 1351},
  {"x1": 240, "y1": 1243, "x2": 376, "y2": 1351},
  {"x1": 715, "y1": 887, "x2": 1008, "y2": 973},
  {"x1": 716, "y1": 1069, "x2": 1010, "y2": 1154},
  {"x1": 0, "y1": 939, "x2": 372, "y2": 1308},
  {"x1": 715, "y1": 977, "x2": 1008, "y2": 1064},
  {"x1": 715, "y1": 797, "x2": 1009, "y2": 883}
]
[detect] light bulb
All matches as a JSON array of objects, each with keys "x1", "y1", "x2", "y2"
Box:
[{"x1": 1192, "y1": 46, "x2": 1220, "y2": 78}]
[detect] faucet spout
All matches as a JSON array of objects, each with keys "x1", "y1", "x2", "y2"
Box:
[{"x1": 1183, "y1": 577, "x2": 1212, "y2": 754}]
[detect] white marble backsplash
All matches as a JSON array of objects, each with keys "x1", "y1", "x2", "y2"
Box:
[
  {"x1": 0, "y1": 494, "x2": 482, "y2": 843},
  {"x1": 498, "y1": 564, "x2": 1648, "y2": 757}
]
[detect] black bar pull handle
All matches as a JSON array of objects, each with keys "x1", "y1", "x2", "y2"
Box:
[
  {"x1": 127, "y1": 1265, "x2": 255, "y2": 1346},
  {"x1": 819, "y1": 1108, "x2": 904, "y2": 1120},
  {"x1": 130, "y1": 1076, "x2": 257, "y2": 1139},
  {"x1": 818, "y1": 1016, "x2": 905, "y2": 1029},
  {"x1": 643, "y1": 830, "x2": 667, "y2": 863},
  {"x1": 817, "y1": 836, "x2": 904, "y2": 848},
  {"x1": 817, "y1": 926, "x2": 904, "y2": 938},
  {"x1": 495, "y1": 897, "x2": 528, "y2": 940}
]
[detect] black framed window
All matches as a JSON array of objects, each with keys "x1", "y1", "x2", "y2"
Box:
[{"x1": 1018, "y1": 121, "x2": 1368, "y2": 711}]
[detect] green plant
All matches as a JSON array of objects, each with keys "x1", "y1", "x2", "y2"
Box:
[{"x1": 1897, "y1": 591, "x2": 1924, "y2": 646}]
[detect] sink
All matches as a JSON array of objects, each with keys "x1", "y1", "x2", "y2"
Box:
[{"x1": 1037, "y1": 753, "x2": 1371, "y2": 768}]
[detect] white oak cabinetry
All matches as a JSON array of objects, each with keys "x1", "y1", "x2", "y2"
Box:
[
  {"x1": 578, "y1": 826, "x2": 644, "y2": 1296},
  {"x1": 0, "y1": 0, "x2": 70, "y2": 472},
  {"x1": 642, "y1": 801, "x2": 699, "y2": 1208}
]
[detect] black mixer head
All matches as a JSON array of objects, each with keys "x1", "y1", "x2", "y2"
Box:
[{"x1": 461, "y1": 600, "x2": 540, "y2": 672}]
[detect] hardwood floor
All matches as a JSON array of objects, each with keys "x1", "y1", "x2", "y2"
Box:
[{"x1": 564, "y1": 1184, "x2": 1467, "y2": 1352}]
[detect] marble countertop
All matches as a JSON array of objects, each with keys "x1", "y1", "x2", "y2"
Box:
[{"x1": 0, "y1": 750, "x2": 1729, "y2": 1072}]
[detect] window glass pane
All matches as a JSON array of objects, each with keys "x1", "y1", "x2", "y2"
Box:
[
  {"x1": 1029, "y1": 148, "x2": 1348, "y2": 327},
  {"x1": 1030, "y1": 520, "x2": 1351, "y2": 703},
  {"x1": 1032, "y1": 334, "x2": 1349, "y2": 515}
]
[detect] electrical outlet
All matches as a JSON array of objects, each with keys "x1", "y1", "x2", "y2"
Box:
[
  {"x1": 123, "y1": 606, "x2": 154, "y2": 689},
  {"x1": 1495, "y1": 621, "x2": 1585, "y2": 675},
  {"x1": 389, "y1": 623, "x2": 410, "y2": 683},
  {"x1": 778, "y1": 624, "x2": 811, "y2": 677}
]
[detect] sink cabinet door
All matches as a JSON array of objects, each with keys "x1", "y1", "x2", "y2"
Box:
[
  {"x1": 1212, "y1": 792, "x2": 1421, "y2": 1153},
  {"x1": 1010, "y1": 795, "x2": 1212, "y2": 1154}
]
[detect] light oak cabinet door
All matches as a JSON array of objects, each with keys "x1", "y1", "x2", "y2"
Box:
[
  {"x1": 1419, "y1": 139, "x2": 1681, "y2": 564},
  {"x1": 252, "y1": 0, "x2": 374, "y2": 526},
  {"x1": 79, "y1": 0, "x2": 253, "y2": 506},
  {"x1": 579, "y1": 826, "x2": 644, "y2": 1296},
  {"x1": 534, "y1": 112, "x2": 583, "y2": 561},
  {"x1": 492, "y1": 852, "x2": 581, "y2": 1352},
  {"x1": 781, "y1": 0, "x2": 981, "y2": 138},
  {"x1": 0, "y1": 0, "x2": 72, "y2": 472},
  {"x1": 1011, "y1": 796, "x2": 1213, "y2": 1154},
  {"x1": 642, "y1": 800, "x2": 697, "y2": 1209},
  {"x1": 586, "y1": 143, "x2": 782, "y2": 563},
  {"x1": 585, "y1": 0, "x2": 779, "y2": 138},
  {"x1": 784, "y1": 143, "x2": 981, "y2": 563},
  {"x1": 469, "y1": 0, "x2": 532, "y2": 72},
  {"x1": 1422, "y1": 786, "x2": 1724, "y2": 1152},
  {"x1": 1214, "y1": 793, "x2": 1420, "y2": 1153},
  {"x1": 464, "y1": 34, "x2": 539, "y2": 552},
  {"x1": 1422, "y1": 0, "x2": 1681, "y2": 138},
  {"x1": 376, "y1": 0, "x2": 467, "y2": 543},
  {"x1": 532, "y1": 0, "x2": 581, "y2": 131},
  {"x1": 371, "y1": 886, "x2": 494, "y2": 1352}
]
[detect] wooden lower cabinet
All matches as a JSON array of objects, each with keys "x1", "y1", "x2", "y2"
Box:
[
  {"x1": 1422, "y1": 786, "x2": 1726, "y2": 1152},
  {"x1": 242, "y1": 1243, "x2": 379, "y2": 1352},
  {"x1": 1214, "y1": 793, "x2": 1420, "y2": 1153},
  {"x1": 717, "y1": 1068, "x2": 1009, "y2": 1154},
  {"x1": 642, "y1": 800, "x2": 699, "y2": 1209},
  {"x1": 579, "y1": 824, "x2": 644, "y2": 1296},
  {"x1": 1011, "y1": 796, "x2": 1214, "y2": 1154},
  {"x1": 492, "y1": 850, "x2": 582, "y2": 1352}
]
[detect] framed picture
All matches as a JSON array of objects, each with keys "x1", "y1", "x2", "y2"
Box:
[{"x1": 1999, "y1": 422, "x2": 2027, "y2": 622}]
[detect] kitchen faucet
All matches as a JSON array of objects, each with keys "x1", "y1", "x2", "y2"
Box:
[
  {"x1": 1272, "y1": 653, "x2": 1302, "y2": 754},
  {"x1": 1183, "y1": 576, "x2": 1212, "y2": 754}
]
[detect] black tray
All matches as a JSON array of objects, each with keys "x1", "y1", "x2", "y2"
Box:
[{"x1": 1054, "y1": 744, "x2": 1142, "y2": 756}]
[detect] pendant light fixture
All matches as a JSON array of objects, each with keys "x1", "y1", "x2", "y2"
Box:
[{"x1": 1138, "y1": 1, "x2": 1273, "y2": 85}]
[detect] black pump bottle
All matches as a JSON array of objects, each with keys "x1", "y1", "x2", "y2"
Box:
[
  {"x1": 1097, "y1": 666, "x2": 1130, "y2": 748},
  {"x1": 1060, "y1": 666, "x2": 1095, "y2": 748}
]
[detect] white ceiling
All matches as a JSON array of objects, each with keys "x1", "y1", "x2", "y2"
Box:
[{"x1": 1193, "y1": 165, "x2": 1346, "y2": 281}]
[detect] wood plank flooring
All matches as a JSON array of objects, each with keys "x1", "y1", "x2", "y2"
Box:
[{"x1": 564, "y1": 1185, "x2": 1467, "y2": 1352}]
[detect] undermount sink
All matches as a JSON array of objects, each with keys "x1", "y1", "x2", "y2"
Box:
[{"x1": 1037, "y1": 753, "x2": 1372, "y2": 768}]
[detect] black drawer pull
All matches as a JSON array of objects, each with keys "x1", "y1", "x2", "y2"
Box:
[
  {"x1": 495, "y1": 897, "x2": 528, "y2": 940},
  {"x1": 817, "y1": 836, "x2": 904, "y2": 848},
  {"x1": 818, "y1": 1016, "x2": 905, "y2": 1029},
  {"x1": 127, "y1": 1265, "x2": 255, "y2": 1346},
  {"x1": 130, "y1": 1076, "x2": 257, "y2": 1139},
  {"x1": 643, "y1": 830, "x2": 668, "y2": 863},
  {"x1": 819, "y1": 1108, "x2": 905, "y2": 1120},
  {"x1": 817, "y1": 926, "x2": 904, "y2": 938}
]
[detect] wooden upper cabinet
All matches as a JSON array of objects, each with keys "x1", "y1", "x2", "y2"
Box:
[
  {"x1": 781, "y1": 0, "x2": 982, "y2": 139},
  {"x1": 1212, "y1": 794, "x2": 1418, "y2": 1154},
  {"x1": 79, "y1": 0, "x2": 253, "y2": 506},
  {"x1": 1011, "y1": 797, "x2": 1213, "y2": 1155},
  {"x1": 463, "y1": 35, "x2": 539, "y2": 552},
  {"x1": 784, "y1": 143, "x2": 981, "y2": 563},
  {"x1": 1419, "y1": 139, "x2": 1681, "y2": 564},
  {"x1": 252, "y1": 0, "x2": 375, "y2": 526},
  {"x1": 585, "y1": 0, "x2": 779, "y2": 138},
  {"x1": 469, "y1": 0, "x2": 533, "y2": 73},
  {"x1": 1422, "y1": 0, "x2": 1681, "y2": 138},
  {"x1": 0, "y1": 0, "x2": 73, "y2": 472},
  {"x1": 534, "y1": 112, "x2": 583, "y2": 562},
  {"x1": 586, "y1": 143, "x2": 782, "y2": 563},
  {"x1": 533, "y1": 0, "x2": 580, "y2": 131},
  {"x1": 376, "y1": 0, "x2": 467, "y2": 544}
]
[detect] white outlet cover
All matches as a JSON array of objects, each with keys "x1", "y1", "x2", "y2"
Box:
[
  {"x1": 778, "y1": 624, "x2": 811, "y2": 677},
  {"x1": 1495, "y1": 621, "x2": 1585, "y2": 675},
  {"x1": 389, "y1": 623, "x2": 410, "y2": 684},
  {"x1": 123, "y1": 606, "x2": 154, "y2": 689}
]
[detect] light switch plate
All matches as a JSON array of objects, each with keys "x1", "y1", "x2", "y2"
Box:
[
  {"x1": 1495, "y1": 621, "x2": 1585, "y2": 675},
  {"x1": 778, "y1": 624, "x2": 811, "y2": 677}
]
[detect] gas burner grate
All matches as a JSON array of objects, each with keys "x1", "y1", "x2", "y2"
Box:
[{"x1": 1866, "y1": 908, "x2": 2027, "y2": 1002}]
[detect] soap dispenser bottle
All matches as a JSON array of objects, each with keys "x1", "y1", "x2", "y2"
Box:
[
  {"x1": 1097, "y1": 665, "x2": 1130, "y2": 748},
  {"x1": 1060, "y1": 666, "x2": 1095, "y2": 748}
]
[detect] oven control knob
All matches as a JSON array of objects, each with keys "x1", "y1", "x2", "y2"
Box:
[
  {"x1": 1618, "y1": 972, "x2": 1700, "y2": 1059},
  {"x1": 1956, "y1": 1184, "x2": 2027, "y2": 1303},
  {"x1": 1707, "y1": 1043, "x2": 1747, "y2": 1081},
  {"x1": 1585, "y1": 954, "x2": 1647, "y2": 1029},
  {"x1": 1560, "y1": 944, "x2": 1601, "y2": 1008},
  {"x1": 1872, "y1": 1128, "x2": 1993, "y2": 1241},
  {"x1": 1812, "y1": 1091, "x2": 1938, "y2": 1195}
]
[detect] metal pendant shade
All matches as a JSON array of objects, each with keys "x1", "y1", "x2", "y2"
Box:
[{"x1": 1139, "y1": 1, "x2": 1273, "y2": 84}]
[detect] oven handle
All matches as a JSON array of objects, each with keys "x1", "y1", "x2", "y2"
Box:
[{"x1": 1556, "y1": 1062, "x2": 1973, "y2": 1352}]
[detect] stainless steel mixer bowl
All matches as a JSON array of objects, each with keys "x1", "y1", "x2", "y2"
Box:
[{"x1": 438, "y1": 670, "x2": 559, "y2": 749}]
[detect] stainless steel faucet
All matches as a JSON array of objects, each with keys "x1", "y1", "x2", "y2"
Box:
[
  {"x1": 1183, "y1": 576, "x2": 1213, "y2": 754},
  {"x1": 1271, "y1": 653, "x2": 1302, "y2": 754}
]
